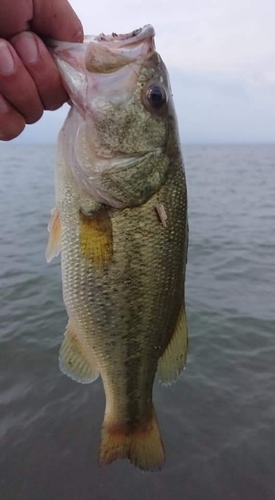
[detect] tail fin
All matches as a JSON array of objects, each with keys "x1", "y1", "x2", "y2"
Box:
[{"x1": 98, "y1": 408, "x2": 164, "y2": 471}]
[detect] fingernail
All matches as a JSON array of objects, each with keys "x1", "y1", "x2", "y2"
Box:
[
  {"x1": 14, "y1": 32, "x2": 39, "y2": 64},
  {"x1": 0, "y1": 42, "x2": 15, "y2": 74},
  {"x1": 0, "y1": 94, "x2": 10, "y2": 114}
]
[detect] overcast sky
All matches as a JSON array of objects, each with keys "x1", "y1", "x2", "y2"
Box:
[{"x1": 16, "y1": 0, "x2": 275, "y2": 144}]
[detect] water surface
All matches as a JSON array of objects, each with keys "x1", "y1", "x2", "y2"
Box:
[{"x1": 0, "y1": 144, "x2": 274, "y2": 499}]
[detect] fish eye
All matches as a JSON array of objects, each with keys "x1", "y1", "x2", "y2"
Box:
[{"x1": 146, "y1": 85, "x2": 167, "y2": 109}]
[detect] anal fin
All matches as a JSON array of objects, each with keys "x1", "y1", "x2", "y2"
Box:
[
  {"x1": 59, "y1": 320, "x2": 100, "y2": 384},
  {"x1": 157, "y1": 305, "x2": 188, "y2": 385}
]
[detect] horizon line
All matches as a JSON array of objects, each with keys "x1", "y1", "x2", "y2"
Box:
[{"x1": 1, "y1": 141, "x2": 275, "y2": 147}]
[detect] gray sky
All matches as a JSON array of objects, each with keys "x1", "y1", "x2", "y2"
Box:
[{"x1": 15, "y1": 0, "x2": 275, "y2": 144}]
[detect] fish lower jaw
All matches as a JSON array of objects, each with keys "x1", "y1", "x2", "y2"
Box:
[{"x1": 74, "y1": 148, "x2": 165, "y2": 208}]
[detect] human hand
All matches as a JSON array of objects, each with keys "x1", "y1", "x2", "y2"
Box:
[{"x1": 0, "y1": 0, "x2": 83, "y2": 141}]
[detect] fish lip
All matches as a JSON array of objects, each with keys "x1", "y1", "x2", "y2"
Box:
[
  {"x1": 47, "y1": 25, "x2": 155, "y2": 51},
  {"x1": 90, "y1": 24, "x2": 155, "y2": 47}
]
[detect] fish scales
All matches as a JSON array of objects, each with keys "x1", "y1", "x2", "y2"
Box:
[{"x1": 59, "y1": 157, "x2": 187, "y2": 418}]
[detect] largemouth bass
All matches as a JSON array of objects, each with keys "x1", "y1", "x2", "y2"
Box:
[{"x1": 46, "y1": 25, "x2": 188, "y2": 471}]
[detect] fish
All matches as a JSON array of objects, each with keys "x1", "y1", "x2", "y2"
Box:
[{"x1": 46, "y1": 25, "x2": 188, "y2": 471}]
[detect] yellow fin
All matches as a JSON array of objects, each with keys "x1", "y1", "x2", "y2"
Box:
[
  {"x1": 99, "y1": 408, "x2": 164, "y2": 471},
  {"x1": 45, "y1": 207, "x2": 61, "y2": 263},
  {"x1": 79, "y1": 206, "x2": 113, "y2": 270},
  {"x1": 59, "y1": 321, "x2": 100, "y2": 384},
  {"x1": 157, "y1": 306, "x2": 188, "y2": 385}
]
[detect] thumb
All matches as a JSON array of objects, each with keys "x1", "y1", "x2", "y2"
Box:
[{"x1": 32, "y1": 0, "x2": 83, "y2": 42}]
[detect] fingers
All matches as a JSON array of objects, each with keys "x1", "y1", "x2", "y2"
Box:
[
  {"x1": 0, "y1": 29, "x2": 71, "y2": 141},
  {"x1": 32, "y1": 0, "x2": 83, "y2": 42},
  {"x1": 11, "y1": 32, "x2": 67, "y2": 111},
  {"x1": 0, "y1": 0, "x2": 83, "y2": 42},
  {"x1": 0, "y1": 0, "x2": 84, "y2": 141},
  {"x1": 0, "y1": 39, "x2": 43, "y2": 125},
  {"x1": 0, "y1": 1, "x2": 32, "y2": 39},
  {"x1": 0, "y1": 94, "x2": 25, "y2": 141}
]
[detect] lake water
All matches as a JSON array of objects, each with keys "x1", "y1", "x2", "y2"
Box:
[{"x1": 0, "y1": 143, "x2": 274, "y2": 500}]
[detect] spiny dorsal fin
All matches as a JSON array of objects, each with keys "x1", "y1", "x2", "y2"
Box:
[
  {"x1": 157, "y1": 305, "x2": 188, "y2": 385},
  {"x1": 59, "y1": 320, "x2": 100, "y2": 384},
  {"x1": 45, "y1": 207, "x2": 61, "y2": 263}
]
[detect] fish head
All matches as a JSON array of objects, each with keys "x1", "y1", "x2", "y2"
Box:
[{"x1": 50, "y1": 26, "x2": 179, "y2": 207}]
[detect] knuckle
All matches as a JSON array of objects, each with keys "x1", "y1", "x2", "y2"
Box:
[
  {"x1": 45, "y1": 96, "x2": 66, "y2": 111},
  {"x1": 0, "y1": 122, "x2": 25, "y2": 141},
  {"x1": 25, "y1": 107, "x2": 43, "y2": 124},
  {"x1": 39, "y1": 79, "x2": 67, "y2": 111},
  {"x1": 0, "y1": 104, "x2": 25, "y2": 140},
  {"x1": 10, "y1": 31, "x2": 39, "y2": 66}
]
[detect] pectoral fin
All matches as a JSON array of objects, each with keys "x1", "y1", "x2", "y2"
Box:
[
  {"x1": 79, "y1": 206, "x2": 113, "y2": 270},
  {"x1": 157, "y1": 306, "x2": 188, "y2": 385},
  {"x1": 45, "y1": 207, "x2": 61, "y2": 263},
  {"x1": 59, "y1": 320, "x2": 100, "y2": 384}
]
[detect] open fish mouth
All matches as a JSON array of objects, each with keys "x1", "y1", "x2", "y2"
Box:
[
  {"x1": 85, "y1": 24, "x2": 155, "y2": 47},
  {"x1": 46, "y1": 25, "x2": 157, "y2": 107},
  {"x1": 48, "y1": 25, "x2": 156, "y2": 74},
  {"x1": 49, "y1": 25, "x2": 155, "y2": 49}
]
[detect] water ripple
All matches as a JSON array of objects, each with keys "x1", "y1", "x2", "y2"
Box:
[{"x1": 0, "y1": 144, "x2": 274, "y2": 500}]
